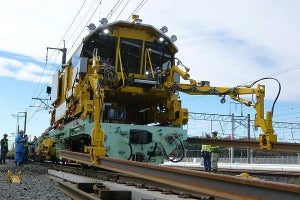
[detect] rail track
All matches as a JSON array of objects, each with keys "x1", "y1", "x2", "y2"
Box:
[
  {"x1": 174, "y1": 166, "x2": 300, "y2": 185},
  {"x1": 56, "y1": 150, "x2": 300, "y2": 200},
  {"x1": 47, "y1": 167, "x2": 203, "y2": 200},
  {"x1": 47, "y1": 163, "x2": 300, "y2": 200}
]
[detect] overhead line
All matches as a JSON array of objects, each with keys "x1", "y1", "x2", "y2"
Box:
[
  {"x1": 68, "y1": 0, "x2": 102, "y2": 57},
  {"x1": 106, "y1": 0, "x2": 123, "y2": 20},
  {"x1": 27, "y1": 0, "x2": 90, "y2": 124},
  {"x1": 58, "y1": 0, "x2": 88, "y2": 50},
  {"x1": 115, "y1": 0, "x2": 130, "y2": 21},
  {"x1": 127, "y1": 0, "x2": 147, "y2": 20},
  {"x1": 238, "y1": 63, "x2": 300, "y2": 86},
  {"x1": 268, "y1": 64, "x2": 300, "y2": 77},
  {"x1": 30, "y1": 0, "x2": 88, "y2": 105}
]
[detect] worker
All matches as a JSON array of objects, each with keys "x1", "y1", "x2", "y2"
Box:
[
  {"x1": 23, "y1": 135, "x2": 29, "y2": 164},
  {"x1": 29, "y1": 136, "x2": 38, "y2": 160},
  {"x1": 14, "y1": 130, "x2": 25, "y2": 166},
  {"x1": 0, "y1": 133, "x2": 9, "y2": 164},
  {"x1": 201, "y1": 134, "x2": 211, "y2": 172},
  {"x1": 211, "y1": 131, "x2": 221, "y2": 172}
]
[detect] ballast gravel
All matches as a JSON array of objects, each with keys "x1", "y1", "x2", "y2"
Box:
[{"x1": 0, "y1": 160, "x2": 71, "y2": 200}]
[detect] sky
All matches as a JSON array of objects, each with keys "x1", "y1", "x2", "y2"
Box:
[{"x1": 1, "y1": 0, "x2": 300, "y2": 145}]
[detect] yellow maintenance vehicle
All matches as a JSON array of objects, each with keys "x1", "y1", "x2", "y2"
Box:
[{"x1": 39, "y1": 16, "x2": 277, "y2": 164}]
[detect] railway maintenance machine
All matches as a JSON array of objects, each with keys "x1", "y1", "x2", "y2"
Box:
[{"x1": 40, "y1": 16, "x2": 277, "y2": 164}]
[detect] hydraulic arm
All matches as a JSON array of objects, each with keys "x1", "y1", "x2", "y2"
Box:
[
  {"x1": 85, "y1": 50, "x2": 106, "y2": 164},
  {"x1": 163, "y1": 63, "x2": 277, "y2": 150}
]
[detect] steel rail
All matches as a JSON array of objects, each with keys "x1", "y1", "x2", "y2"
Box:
[
  {"x1": 60, "y1": 150, "x2": 300, "y2": 200},
  {"x1": 186, "y1": 138, "x2": 300, "y2": 152},
  {"x1": 46, "y1": 174, "x2": 99, "y2": 200}
]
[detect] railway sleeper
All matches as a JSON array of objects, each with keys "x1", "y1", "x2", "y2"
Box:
[
  {"x1": 77, "y1": 182, "x2": 132, "y2": 200},
  {"x1": 49, "y1": 169, "x2": 202, "y2": 200}
]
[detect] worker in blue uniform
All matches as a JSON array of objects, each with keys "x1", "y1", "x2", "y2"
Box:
[
  {"x1": 14, "y1": 130, "x2": 25, "y2": 166},
  {"x1": 201, "y1": 134, "x2": 211, "y2": 172}
]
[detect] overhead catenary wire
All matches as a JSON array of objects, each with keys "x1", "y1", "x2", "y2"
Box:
[
  {"x1": 274, "y1": 111, "x2": 300, "y2": 117},
  {"x1": 267, "y1": 64, "x2": 300, "y2": 77},
  {"x1": 28, "y1": 43, "x2": 64, "y2": 115},
  {"x1": 35, "y1": 0, "x2": 100, "y2": 89},
  {"x1": 114, "y1": 0, "x2": 130, "y2": 21},
  {"x1": 30, "y1": 0, "x2": 89, "y2": 103},
  {"x1": 127, "y1": 0, "x2": 147, "y2": 20},
  {"x1": 66, "y1": 0, "x2": 100, "y2": 57},
  {"x1": 27, "y1": 0, "x2": 94, "y2": 125},
  {"x1": 239, "y1": 64, "x2": 300, "y2": 87},
  {"x1": 26, "y1": 51, "x2": 63, "y2": 126},
  {"x1": 57, "y1": 0, "x2": 88, "y2": 51},
  {"x1": 28, "y1": 0, "x2": 88, "y2": 103},
  {"x1": 272, "y1": 104, "x2": 300, "y2": 117},
  {"x1": 106, "y1": 0, "x2": 124, "y2": 20},
  {"x1": 68, "y1": 0, "x2": 103, "y2": 57}
]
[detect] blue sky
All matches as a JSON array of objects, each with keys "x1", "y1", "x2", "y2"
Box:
[{"x1": 1, "y1": 0, "x2": 300, "y2": 145}]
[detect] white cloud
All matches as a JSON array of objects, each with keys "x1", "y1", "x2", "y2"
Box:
[{"x1": 0, "y1": 56, "x2": 53, "y2": 83}]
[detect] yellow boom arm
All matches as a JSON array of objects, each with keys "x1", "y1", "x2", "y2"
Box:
[
  {"x1": 85, "y1": 50, "x2": 106, "y2": 164},
  {"x1": 163, "y1": 65, "x2": 277, "y2": 150}
]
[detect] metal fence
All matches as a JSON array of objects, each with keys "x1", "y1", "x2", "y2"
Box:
[
  {"x1": 184, "y1": 150, "x2": 300, "y2": 164},
  {"x1": 219, "y1": 156, "x2": 300, "y2": 164}
]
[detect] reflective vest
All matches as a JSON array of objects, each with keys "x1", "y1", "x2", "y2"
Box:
[
  {"x1": 1, "y1": 138, "x2": 8, "y2": 147},
  {"x1": 201, "y1": 144, "x2": 211, "y2": 152}
]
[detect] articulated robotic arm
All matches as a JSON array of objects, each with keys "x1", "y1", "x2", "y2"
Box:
[{"x1": 164, "y1": 62, "x2": 277, "y2": 150}]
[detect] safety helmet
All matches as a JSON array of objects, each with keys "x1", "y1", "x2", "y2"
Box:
[{"x1": 212, "y1": 131, "x2": 218, "y2": 136}]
